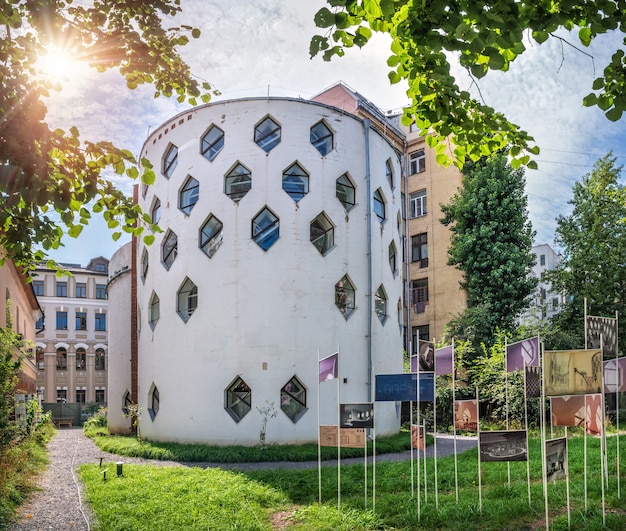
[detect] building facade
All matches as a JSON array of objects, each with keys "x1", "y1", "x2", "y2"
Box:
[
  {"x1": 520, "y1": 244, "x2": 564, "y2": 323},
  {"x1": 108, "y1": 92, "x2": 408, "y2": 444},
  {"x1": 0, "y1": 256, "x2": 41, "y2": 398},
  {"x1": 311, "y1": 83, "x2": 467, "y2": 352},
  {"x1": 34, "y1": 258, "x2": 109, "y2": 408}
]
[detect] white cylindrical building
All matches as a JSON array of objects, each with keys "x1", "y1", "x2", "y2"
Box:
[
  {"x1": 131, "y1": 96, "x2": 404, "y2": 444},
  {"x1": 106, "y1": 242, "x2": 133, "y2": 434}
]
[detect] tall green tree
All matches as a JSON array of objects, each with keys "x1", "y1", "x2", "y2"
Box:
[
  {"x1": 545, "y1": 153, "x2": 626, "y2": 352},
  {"x1": 441, "y1": 153, "x2": 537, "y2": 348},
  {"x1": 312, "y1": 0, "x2": 626, "y2": 168},
  {"x1": 1, "y1": 1, "x2": 213, "y2": 271}
]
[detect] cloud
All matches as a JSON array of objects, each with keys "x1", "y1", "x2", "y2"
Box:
[{"x1": 42, "y1": 0, "x2": 626, "y2": 264}]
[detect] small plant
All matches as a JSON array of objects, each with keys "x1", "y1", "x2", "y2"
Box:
[
  {"x1": 123, "y1": 402, "x2": 143, "y2": 440},
  {"x1": 256, "y1": 401, "x2": 277, "y2": 446}
]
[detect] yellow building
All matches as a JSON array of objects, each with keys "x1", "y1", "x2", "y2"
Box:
[{"x1": 0, "y1": 256, "x2": 41, "y2": 397}]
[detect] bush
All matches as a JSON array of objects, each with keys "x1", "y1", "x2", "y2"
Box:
[{"x1": 84, "y1": 407, "x2": 107, "y2": 431}]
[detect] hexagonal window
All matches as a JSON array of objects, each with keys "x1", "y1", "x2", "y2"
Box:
[
  {"x1": 177, "y1": 277, "x2": 198, "y2": 322},
  {"x1": 335, "y1": 275, "x2": 355, "y2": 318},
  {"x1": 281, "y1": 376, "x2": 307, "y2": 423},
  {"x1": 141, "y1": 248, "x2": 148, "y2": 284},
  {"x1": 282, "y1": 162, "x2": 309, "y2": 202},
  {"x1": 179, "y1": 176, "x2": 199, "y2": 215},
  {"x1": 310, "y1": 121, "x2": 333, "y2": 156},
  {"x1": 373, "y1": 188, "x2": 386, "y2": 223},
  {"x1": 386, "y1": 158, "x2": 394, "y2": 189},
  {"x1": 389, "y1": 241, "x2": 398, "y2": 276},
  {"x1": 161, "y1": 230, "x2": 178, "y2": 270},
  {"x1": 375, "y1": 285, "x2": 387, "y2": 323},
  {"x1": 225, "y1": 376, "x2": 251, "y2": 422},
  {"x1": 200, "y1": 125, "x2": 224, "y2": 161},
  {"x1": 310, "y1": 212, "x2": 334, "y2": 256},
  {"x1": 148, "y1": 291, "x2": 160, "y2": 330},
  {"x1": 199, "y1": 214, "x2": 223, "y2": 258},
  {"x1": 254, "y1": 116, "x2": 281, "y2": 152},
  {"x1": 224, "y1": 162, "x2": 251, "y2": 202},
  {"x1": 336, "y1": 173, "x2": 355, "y2": 211},
  {"x1": 252, "y1": 207, "x2": 279, "y2": 251},
  {"x1": 162, "y1": 143, "x2": 178, "y2": 179},
  {"x1": 148, "y1": 383, "x2": 159, "y2": 420},
  {"x1": 151, "y1": 197, "x2": 161, "y2": 224}
]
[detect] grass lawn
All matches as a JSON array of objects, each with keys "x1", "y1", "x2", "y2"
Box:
[{"x1": 79, "y1": 433, "x2": 626, "y2": 530}]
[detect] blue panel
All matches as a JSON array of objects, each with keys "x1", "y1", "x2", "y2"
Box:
[{"x1": 375, "y1": 373, "x2": 434, "y2": 402}]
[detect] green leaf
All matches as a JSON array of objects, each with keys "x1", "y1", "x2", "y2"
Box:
[
  {"x1": 112, "y1": 232, "x2": 122, "y2": 241},
  {"x1": 592, "y1": 77, "x2": 605, "y2": 90},
  {"x1": 532, "y1": 30, "x2": 549, "y2": 44},
  {"x1": 582, "y1": 93, "x2": 598, "y2": 107},
  {"x1": 578, "y1": 27, "x2": 592, "y2": 47},
  {"x1": 314, "y1": 8, "x2": 335, "y2": 28},
  {"x1": 605, "y1": 107, "x2": 623, "y2": 122},
  {"x1": 527, "y1": 160, "x2": 538, "y2": 170},
  {"x1": 143, "y1": 234, "x2": 156, "y2": 246},
  {"x1": 191, "y1": 28, "x2": 201, "y2": 38},
  {"x1": 68, "y1": 225, "x2": 83, "y2": 238}
]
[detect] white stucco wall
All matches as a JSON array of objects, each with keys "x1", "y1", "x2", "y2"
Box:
[
  {"x1": 107, "y1": 242, "x2": 133, "y2": 434},
  {"x1": 136, "y1": 97, "x2": 404, "y2": 445}
]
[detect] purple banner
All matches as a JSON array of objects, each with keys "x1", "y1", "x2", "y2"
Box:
[
  {"x1": 319, "y1": 352, "x2": 338, "y2": 382},
  {"x1": 506, "y1": 336, "x2": 539, "y2": 372},
  {"x1": 603, "y1": 357, "x2": 626, "y2": 393},
  {"x1": 435, "y1": 345, "x2": 453, "y2": 375}
]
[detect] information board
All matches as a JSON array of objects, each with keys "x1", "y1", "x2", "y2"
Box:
[{"x1": 375, "y1": 373, "x2": 434, "y2": 402}]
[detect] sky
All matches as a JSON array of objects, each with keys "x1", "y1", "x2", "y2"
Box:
[{"x1": 42, "y1": 0, "x2": 626, "y2": 266}]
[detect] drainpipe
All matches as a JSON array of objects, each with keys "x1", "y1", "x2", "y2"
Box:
[{"x1": 363, "y1": 119, "x2": 373, "y2": 401}]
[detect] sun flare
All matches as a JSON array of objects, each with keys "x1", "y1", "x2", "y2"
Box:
[{"x1": 36, "y1": 45, "x2": 81, "y2": 85}]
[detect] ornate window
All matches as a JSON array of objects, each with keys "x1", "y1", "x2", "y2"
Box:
[
  {"x1": 310, "y1": 121, "x2": 333, "y2": 156},
  {"x1": 225, "y1": 376, "x2": 251, "y2": 422},
  {"x1": 151, "y1": 197, "x2": 161, "y2": 224},
  {"x1": 254, "y1": 116, "x2": 281, "y2": 152},
  {"x1": 149, "y1": 292, "x2": 160, "y2": 330},
  {"x1": 336, "y1": 173, "x2": 356, "y2": 211},
  {"x1": 141, "y1": 248, "x2": 149, "y2": 283},
  {"x1": 386, "y1": 159, "x2": 394, "y2": 189},
  {"x1": 76, "y1": 348, "x2": 86, "y2": 370},
  {"x1": 310, "y1": 212, "x2": 334, "y2": 256},
  {"x1": 179, "y1": 176, "x2": 199, "y2": 215},
  {"x1": 75, "y1": 311, "x2": 87, "y2": 331},
  {"x1": 282, "y1": 162, "x2": 309, "y2": 202},
  {"x1": 224, "y1": 163, "x2": 252, "y2": 202},
  {"x1": 162, "y1": 144, "x2": 178, "y2": 178},
  {"x1": 375, "y1": 285, "x2": 387, "y2": 323},
  {"x1": 149, "y1": 384, "x2": 160, "y2": 420},
  {"x1": 161, "y1": 230, "x2": 178, "y2": 270},
  {"x1": 36, "y1": 347, "x2": 44, "y2": 370},
  {"x1": 252, "y1": 207, "x2": 279, "y2": 251},
  {"x1": 56, "y1": 347, "x2": 67, "y2": 370},
  {"x1": 199, "y1": 214, "x2": 224, "y2": 258},
  {"x1": 95, "y1": 348, "x2": 105, "y2": 370},
  {"x1": 200, "y1": 125, "x2": 224, "y2": 161},
  {"x1": 335, "y1": 275, "x2": 356, "y2": 318},
  {"x1": 281, "y1": 376, "x2": 307, "y2": 422},
  {"x1": 373, "y1": 188, "x2": 386, "y2": 223},
  {"x1": 389, "y1": 241, "x2": 398, "y2": 275},
  {"x1": 177, "y1": 278, "x2": 198, "y2": 322}
]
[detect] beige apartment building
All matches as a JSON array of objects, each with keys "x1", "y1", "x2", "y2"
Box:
[
  {"x1": 33, "y1": 257, "x2": 109, "y2": 407},
  {"x1": 403, "y1": 127, "x2": 467, "y2": 351},
  {"x1": 0, "y1": 256, "x2": 41, "y2": 397},
  {"x1": 313, "y1": 83, "x2": 467, "y2": 353}
]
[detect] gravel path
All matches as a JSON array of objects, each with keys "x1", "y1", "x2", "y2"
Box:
[{"x1": 9, "y1": 428, "x2": 477, "y2": 530}]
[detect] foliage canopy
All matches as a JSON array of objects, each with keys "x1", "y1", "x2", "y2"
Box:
[
  {"x1": 312, "y1": 0, "x2": 626, "y2": 168},
  {"x1": 546, "y1": 153, "x2": 626, "y2": 352},
  {"x1": 441, "y1": 153, "x2": 537, "y2": 348},
  {"x1": 0, "y1": 0, "x2": 212, "y2": 271}
]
